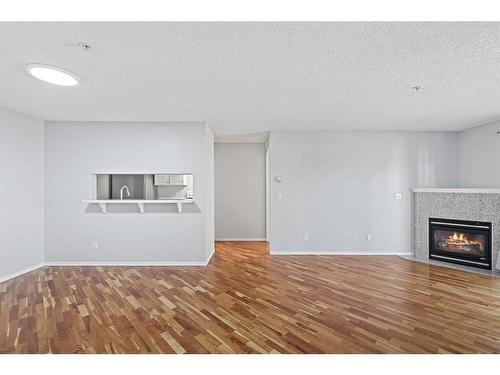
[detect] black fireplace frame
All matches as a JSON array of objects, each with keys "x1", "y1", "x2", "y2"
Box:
[{"x1": 428, "y1": 218, "x2": 492, "y2": 270}]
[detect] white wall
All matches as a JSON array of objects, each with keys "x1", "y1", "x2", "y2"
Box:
[
  {"x1": 459, "y1": 121, "x2": 500, "y2": 188},
  {"x1": 0, "y1": 107, "x2": 44, "y2": 280},
  {"x1": 214, "y1": 143, "x2": 266, "y2": 240},
  {"x1": 44, "y1": 121, "x2": 214, "y2": 264},
  {"x1": 3, "y1": 107, "x2": 487, "y2": 277},
  {"x1": 269, "y1": 131, "x2": 459, "y2": 254}
]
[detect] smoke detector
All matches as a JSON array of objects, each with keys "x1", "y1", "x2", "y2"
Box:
[{"x1": 78, "y1": 42, "x2": 91, "y2": 51}]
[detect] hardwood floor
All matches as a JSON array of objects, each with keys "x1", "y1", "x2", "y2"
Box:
[{"x1": 1, "y1": 241, "x2": 500, "y2": 353}]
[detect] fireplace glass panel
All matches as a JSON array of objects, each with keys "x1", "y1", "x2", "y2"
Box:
[
  {"x1": 428, "y1": 218, "x2": 492, "y2": 270},
  {"x1": 432, "y1": 229, "x2": 487, "y2": 258}
]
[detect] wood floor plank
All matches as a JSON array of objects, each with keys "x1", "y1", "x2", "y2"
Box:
[{"x1": 1, "y1": 241, "x2": 500, "y2": 353}]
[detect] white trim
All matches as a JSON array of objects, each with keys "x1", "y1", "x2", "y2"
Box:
[
  {"x1": 205, "y1": 247, "x2": 215, "y2": 265},
  {"x1": 269, "y1": 251, "x2": 413, "y2": 256},
  {"x1": 0, "y1": 263, "x2": 45, "y2": 283},
  {"x1": 412, "y1": 188, "x2": 500, "y2": 194},
  {"x1": 44, "y1": 250, "x2": 215, "y2": 268},
  {"x1": 45, "y1": 260, "x2": 210, "y2": 267},
  {"x1": 1, "y1": 252, "x2": 216, "y2": 284},
  {"x1": 216, "y1": 238, "x2": 267, "y2": 241},
  {"x1": 265, "y1": 141, "x2": 270, "y2": 242}
]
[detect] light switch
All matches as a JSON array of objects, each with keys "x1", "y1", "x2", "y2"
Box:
[
  {"x1": 394, "y1": 193, "x2": 402, "y2": 200},
  {"x1": 277, "y1": 192, "x2": 283, "y2": 200}
]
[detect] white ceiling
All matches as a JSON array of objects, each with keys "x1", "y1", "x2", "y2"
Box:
[{"x1": 1, "y1": 22, "x2": 500, "y2": 136}]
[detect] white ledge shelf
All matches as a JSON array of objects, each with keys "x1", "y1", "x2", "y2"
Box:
[
  {"x1": 412, "y1": 188, "x2": 500, "y2": 194},
  {"x1": 83, "y1": 199, "x2": 194, "y2": 214}
]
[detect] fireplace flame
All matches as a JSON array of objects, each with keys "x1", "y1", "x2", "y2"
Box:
[{"x1": 446, "y1": 232, "x2": 483, "y2": 250}]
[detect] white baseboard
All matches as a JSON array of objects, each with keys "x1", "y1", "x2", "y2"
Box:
[
  {"x1": 269, "y1": 251, "x2": 413, "y2": 256},
  {"x1": 216, "y1": 238, "x2": 267, "y2": 241},
  {"x1": 205, "y1": 247, "x2": 215, "y2": 265},
  {"x1": 0, "y1": 246, "x2": 213, "y2": 284},
  {"x1": 1, "y1": 252, "x2": 216, "y2": 284},
  {"x1": 0, "y1": 262, "x2": 45, "y2": 283},
  {"x1": 45, "y1": 260, "x2": 210, "y2": 267},
  {"x1": 0, "y1": 250, "x2": 412, "y2": 283}
]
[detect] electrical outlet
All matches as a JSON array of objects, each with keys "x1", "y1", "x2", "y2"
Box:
[
  {"x1": 304, "y1": 233, "x2": 309, "y2": 241},
  {"x1": 367, "y1": 234, "x2": 372, "y2": 242},
  {"x1": 352, "y1": 234, "x2": 357, "y2": 242},
  {"x1": 394, "y1": 192, "x2": 402, "y2": 200},
  {"x1": 277, "y1": 192, "x2": 283, "y2": 200},
  {"x1": 91, "y1": 242, "x2": 99, "y2": 250}
]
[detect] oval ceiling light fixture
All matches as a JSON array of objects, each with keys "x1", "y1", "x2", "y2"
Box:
[{"x1": 26, "y1": 64, "x2": 80, "y2": 86}]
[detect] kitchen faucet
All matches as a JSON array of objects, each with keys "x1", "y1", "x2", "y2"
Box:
[{"x1": 120, "y1": 185, "x2": 131, "y2": 200}]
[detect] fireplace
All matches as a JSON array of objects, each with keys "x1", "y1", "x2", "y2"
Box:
[{"x1": 429, "y1": 218, "x2": 492, "y2": 269}]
